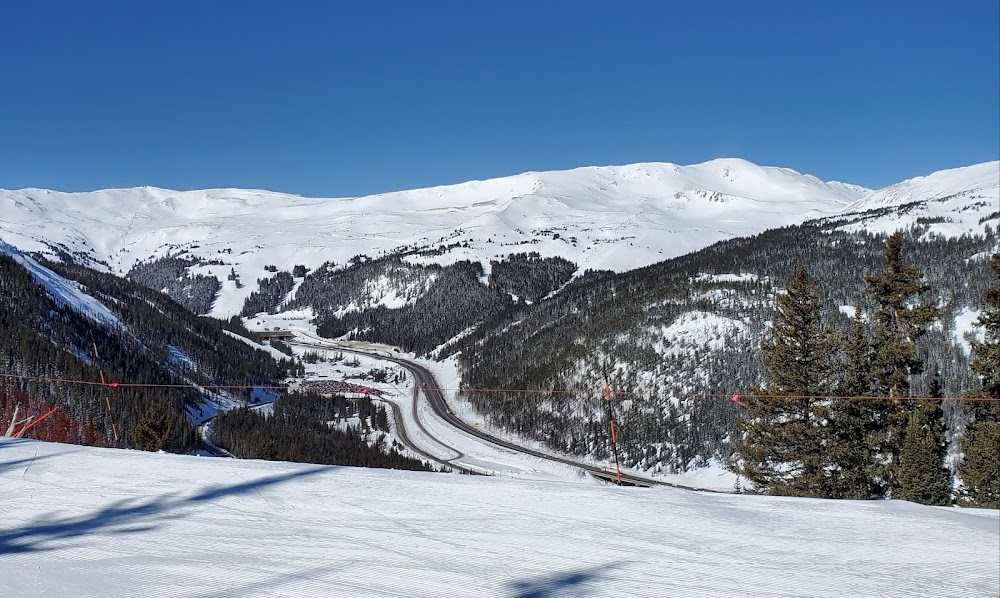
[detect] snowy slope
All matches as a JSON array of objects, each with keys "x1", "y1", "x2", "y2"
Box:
[
  {"x1": 0, "y1": 242, "x2": 119, "y2": 327},
  {"x1": 0, "y1": 158, "x2": 867, "y2": 317},
  {"x1": 1, "y1": 437, "x2": 997, "y2": 597},
  {"x1": 825, "y1": 161, "x2": 1000, "y2": 237}
]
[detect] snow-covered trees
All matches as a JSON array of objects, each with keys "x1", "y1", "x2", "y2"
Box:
[
  {"x1": 1, "y1": 253, "x2": 292, "y2": 453},
  {"x1": 450, "y1": 220, "x2": 993, "y2": 478},
  {"x1": 211, "y1": 392, "x2": 432, "y2": 471},
  {"x1": 303, "y1": 253, "x2": 576, "y2": 355},
  {"x1": 128, "y1": 256, "x2": 221, "y2": 314},
  {"x1": 241, "y1": 270, "x2": 294, "y2": 316}
]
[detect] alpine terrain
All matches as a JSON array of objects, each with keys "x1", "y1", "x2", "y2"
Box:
[
  {"x1": 1, "y1": 160, "x2": 997, "y2": 479},
  {"x1": 2, "y1": 158, "x2": 999, "y2": 597}
]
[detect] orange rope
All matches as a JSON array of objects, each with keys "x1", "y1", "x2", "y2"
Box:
[
  {"x1": 3, "y1": 373, "x2": 998, "y2": 401},
  {"x1": 703, "y1": 392, "x2": 1000, "y2": 403}
]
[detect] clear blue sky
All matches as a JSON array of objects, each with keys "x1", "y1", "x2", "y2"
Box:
[{"x1": 1, "y1": 0, "x2": 997, "y2": 196}]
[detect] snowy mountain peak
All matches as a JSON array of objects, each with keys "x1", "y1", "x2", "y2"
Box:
[
  {"x1": 845, "y1": 161, "x2": 999, "y2": 212},
  {"x1": 4, "y1": 158, "x2": 990, "y2": 319},
  {"x1": 818, "y1": 161, "x2": 1000, "y2": 239}
]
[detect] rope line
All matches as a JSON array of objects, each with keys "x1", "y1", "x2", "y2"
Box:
[{"x1": 2, "y1": 372, "x2": 998, "y2": 401}]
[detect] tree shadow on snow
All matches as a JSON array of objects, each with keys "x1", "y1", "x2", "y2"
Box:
[
  {"x1": 0, "y1": 466, "x2": 333, "y2": 555},
  {"x1": 506, "y1": 562, "x2": 628, "y2": 598},
  {"x1": 189, "y1": 564, "x2": 337, "y2": 598}
]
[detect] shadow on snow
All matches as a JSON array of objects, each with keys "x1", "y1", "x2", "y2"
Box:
[
  {"x1": 507, "y1": 562, "x2": 628, "y2": 598},
  {"x1": 0, "y1": 459, "x2": 333, "y2": 555}
]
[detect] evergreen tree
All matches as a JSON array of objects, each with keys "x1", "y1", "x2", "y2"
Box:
[
  {"x1": 840, "y1": 311, "x2": 875, "y2": 397},
  {"x1": 961, "y1": 253, "x2": 1000, "y2": 508},
  {"x1": 864, "y1": 233, "x2": 939, "y2": 495},
  {"x1": 866, "y1": 233, "x2": 940, "y2": 396},
  {"x1": 735, "y1": 267, "x2": 835, "y2": 496},
  {"x1": 132, "y1": 400, "x2": 174, "y2": 452},
  {"x1": 827, "y1": 312, "x2": 884, "y2": 499},
  {"x1": 897, "y1": 367, "x2": 952, "y2": 505}
]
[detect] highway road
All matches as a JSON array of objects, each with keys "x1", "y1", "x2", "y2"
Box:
[
  {"x1": 288, "y1": 339, "x2": 478, "y2": 474},
  {"x1": 291, "y1": 336, "x2": 721, "y2": 491},
  {"x1": 360, "y1": 384, "x2": 478, "y2": 474}
]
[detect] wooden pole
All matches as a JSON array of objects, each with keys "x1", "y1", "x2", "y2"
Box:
[{"x1": 93, "y1": 343, "x2": 119, "y2": 442}]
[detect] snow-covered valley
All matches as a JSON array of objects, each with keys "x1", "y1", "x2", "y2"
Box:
[
  {"x1": 1, "y1": 159, "x2": 997, "y2": 482},
  {"x1": 2, "y1": 160, "x2": 998, "y2": 598}
]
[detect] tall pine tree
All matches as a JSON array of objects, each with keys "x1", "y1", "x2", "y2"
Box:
[
  {"x1": 864, "y1": 233, "x2": 939, "y2": 496},
  {"x1": 827, "y1": 312, "x2": 885, "y2": 499},
  {"x1": 897, "y1": 367, "x2": 952, "y2": 505},
  {"x1": 735, "y1": 267, "x2": 835, "y2": 496},
  {"x1": 960, "y1": 253, "x2": 1000, "y2": 508}
]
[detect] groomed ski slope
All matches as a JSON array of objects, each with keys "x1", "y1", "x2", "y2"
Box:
[{"x1": 1, "y1": 438, "x2": 997, "y2": 597}]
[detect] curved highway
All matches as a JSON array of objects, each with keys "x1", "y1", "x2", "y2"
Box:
[
  {"x1": 293, "y1": 336, "x2": 721, "y2": 491},
  {"x1": 289, "y1": 339, "x2": 477, "y2": 474},
  {"x1": 371, "y1": 388, "x2": 477, "y2": 474}
]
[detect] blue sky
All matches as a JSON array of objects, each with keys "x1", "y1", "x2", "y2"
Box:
[{"x1": 1, "y1": 0, "x2": 997, "y2": 196}]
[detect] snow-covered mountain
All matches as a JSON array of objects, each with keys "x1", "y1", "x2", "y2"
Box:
[
  {"x1": 4, "y1": 159, "x2": 996, "y2": 321},
  {"x1": 1, "y1": 158, "x2": 868, "y2": 317},
  {"x1": 825, "y1": 161, "x2": 999, "y2": 237},
  {"x1": 2, "y1": 161, "x2": 996, "y2": 484},
  {"x1": 434, "y1": 162, "x2": 998, "y2": 476}
]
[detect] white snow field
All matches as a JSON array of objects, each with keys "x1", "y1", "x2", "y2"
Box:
[
  {"x1": 1, "y1": 438, "x2": 996, "y2": 598},
  {"x1": 0, "y1": 158, "x2": 870, "y2": 318}
]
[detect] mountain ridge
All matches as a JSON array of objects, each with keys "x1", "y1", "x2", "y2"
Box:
[
  {"x1": 1, "y1": 157, "x2": 874, "y2": 317},
  {"x1": 2, "y1": 159, "x2": 995, "y2": 321},
  {"x1": 844, "y1": 160, "x2": 999, "y2": 211}
]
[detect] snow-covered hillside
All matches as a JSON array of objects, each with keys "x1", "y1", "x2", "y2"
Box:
[
  {"x1": 0, "y1": 158, "x2": 866, "y2": 317},
  {"x1": 1, "y1": 437, "x2": 997, "y2": 597},
  {"x1": 825, "y1": 161, "x2": 1000, "y2": 237},
  {"x1": 0, "y1": 242, "x2": 120, "y2": 327}
]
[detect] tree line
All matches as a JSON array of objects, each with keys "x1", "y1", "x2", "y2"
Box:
[
  {"x1": 293, "y1": 252, "x2": 576, "y2": 355},
  {"x1": 0, "y1": 251, "x2": 293, "y2": 453},
  {"x1": 734, "y1": 235, "x2": 998, "y2": 507},
  {"x1": 443, "y1": 219, "x2": 995, "y2": 482},
  {"x1": 211, "y1": 391, "x2": 434, "y2": 471},
  {"x1": 128, "y1": 255, "x2": 221, "y2": 315},
  {"x1": 241, "y1": 270, "x2": 295, "y2": 316}
]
